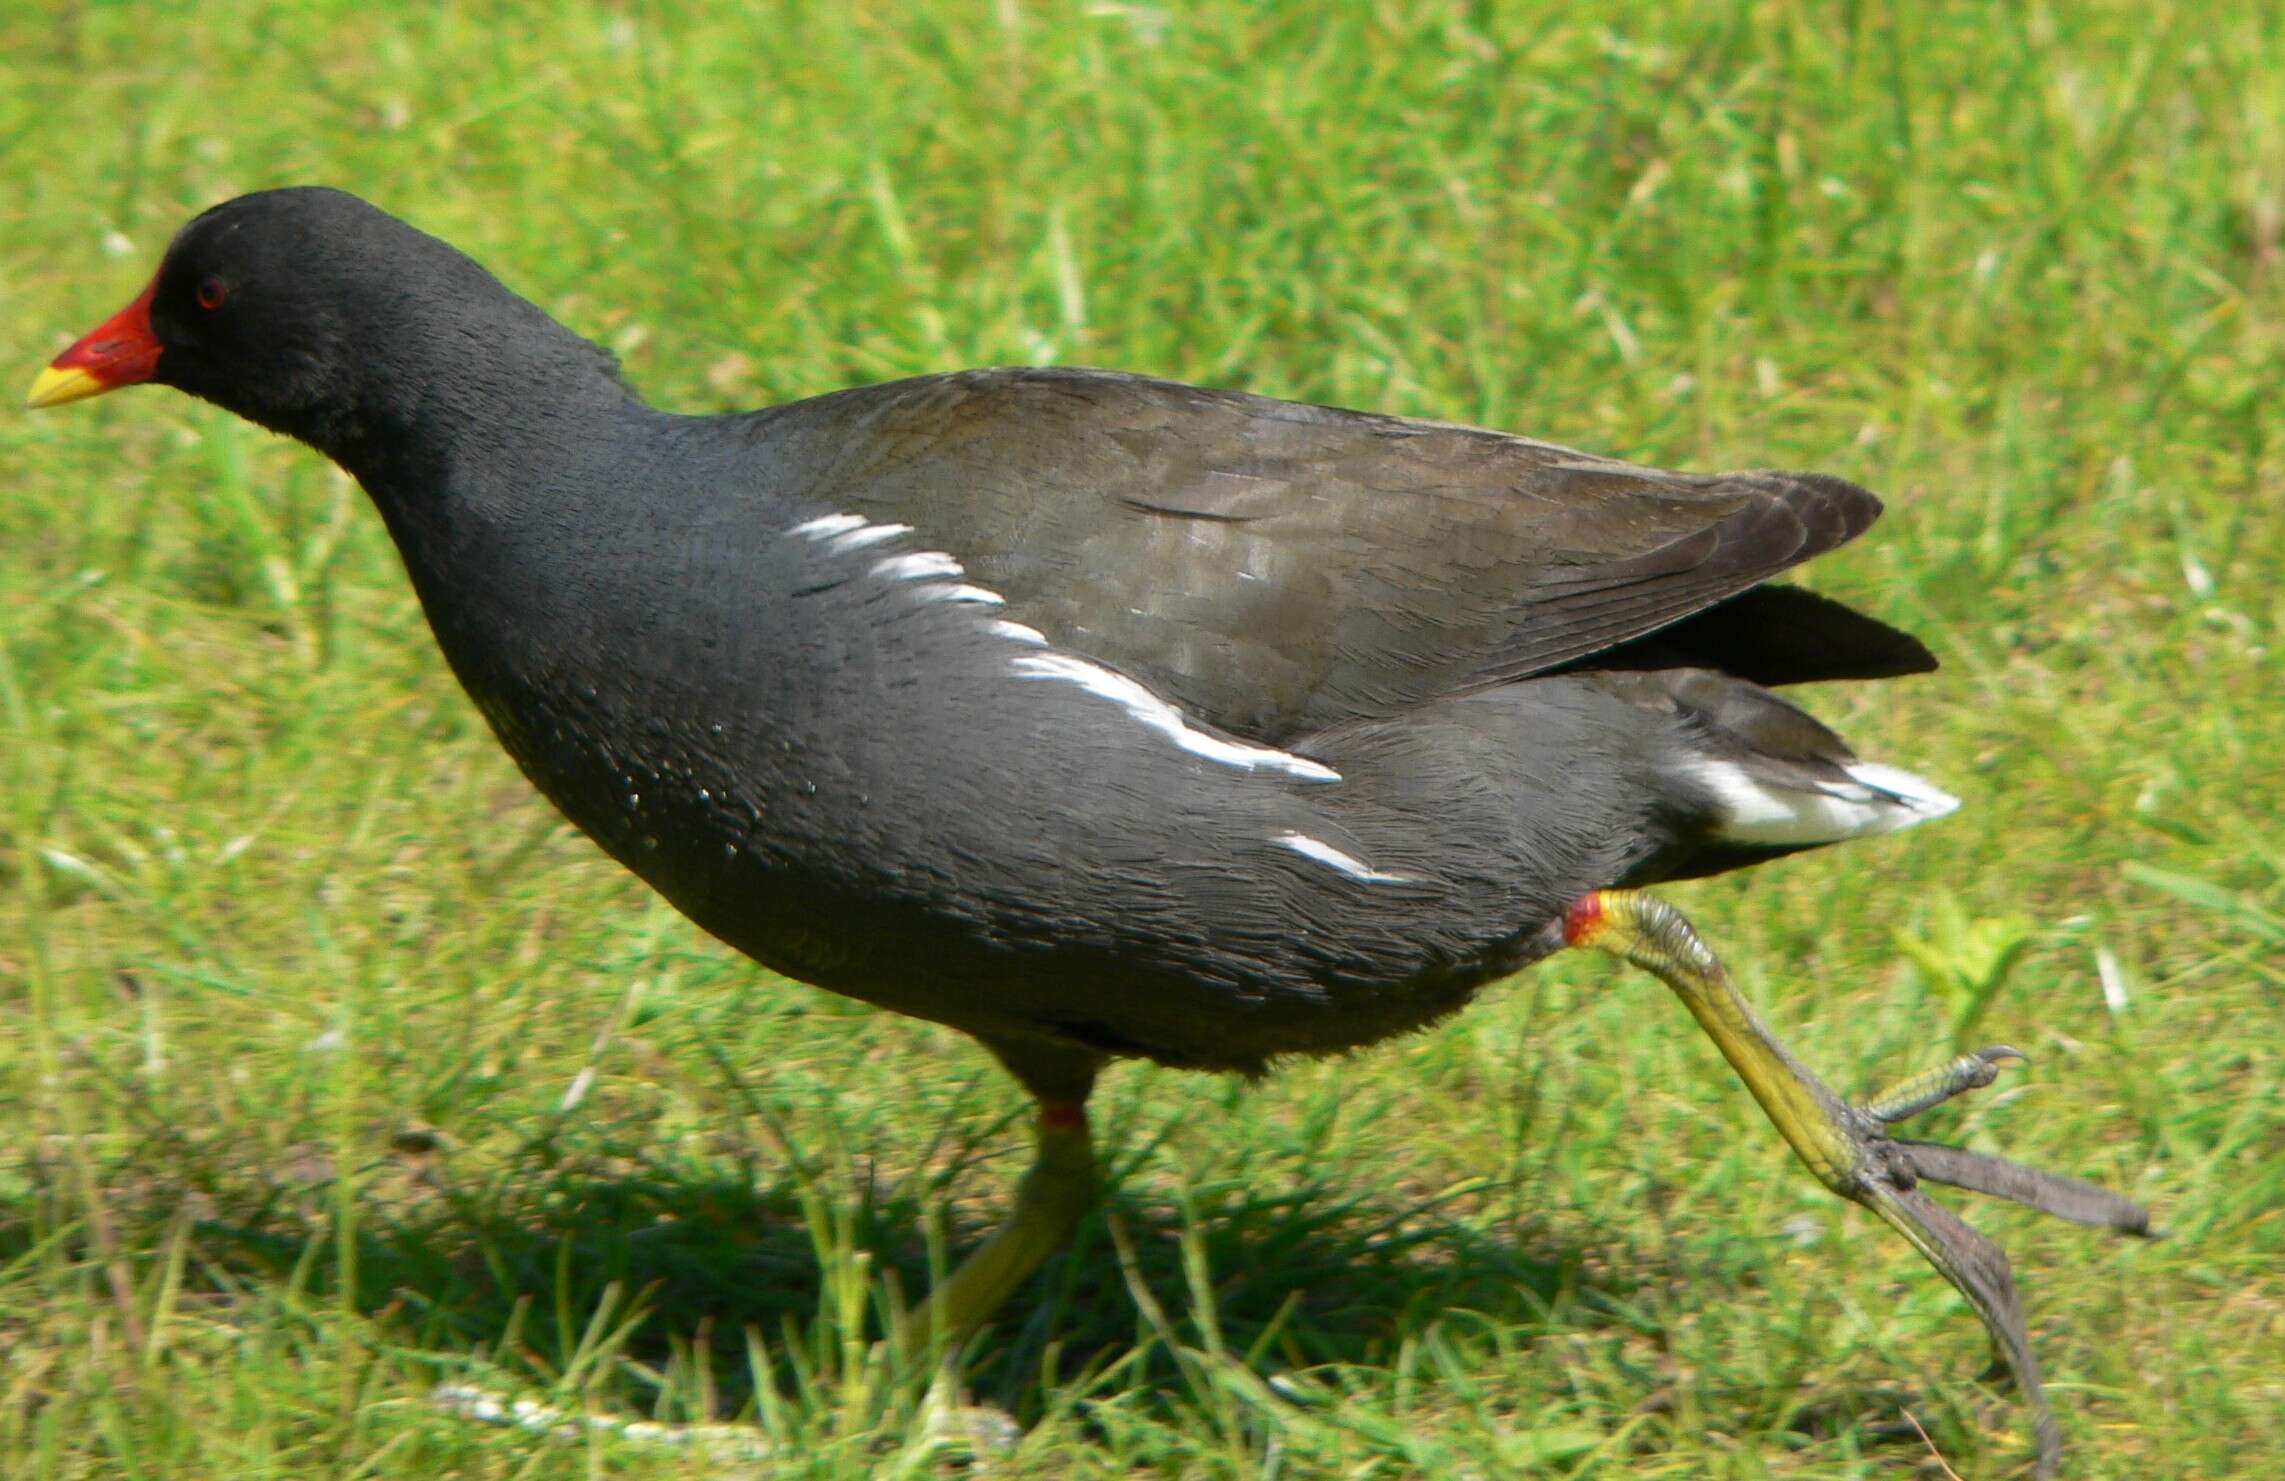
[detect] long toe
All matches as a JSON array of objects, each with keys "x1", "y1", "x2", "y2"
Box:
[{"x1": 1566, "y1": 889, "x2": 2150, "y2": 1479}]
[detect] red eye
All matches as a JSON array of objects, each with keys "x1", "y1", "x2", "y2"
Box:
[{"x1": 196, "y1": 276, "x2": 228, "y2": 310}]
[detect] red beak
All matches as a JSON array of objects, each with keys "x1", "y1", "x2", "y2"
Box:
[{"x1": 27, "y1": 279, "x2": 163, "y2": 409}]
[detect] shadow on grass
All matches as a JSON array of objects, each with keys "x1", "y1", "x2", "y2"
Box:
[
  {"x1": 2, "y1": 1124, "x2": 1949, "y2": 1462},
  {"x1": 260, "y1": 1157, "x2": 1619, "y2": 1401}
]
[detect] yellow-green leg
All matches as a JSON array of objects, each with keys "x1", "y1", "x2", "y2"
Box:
[
  {"x1": 899, "y1": 1099, "x2": 1099, "y2": 1351},
  {"x1": 1564, "y1": 890, "x2": 2150, "y2": 1479},
  {"x1": 898, "y1": 1038, "x2": 1107, "y2": 1353}
]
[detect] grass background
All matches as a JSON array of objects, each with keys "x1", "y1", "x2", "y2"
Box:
[{"x1": 4, "y1": 0, "x2": 2280, "y2": 1475}]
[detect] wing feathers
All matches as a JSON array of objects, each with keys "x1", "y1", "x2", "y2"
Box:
[{"x1": 761, "y1": 369, "x2": 1916, "y2": 736}]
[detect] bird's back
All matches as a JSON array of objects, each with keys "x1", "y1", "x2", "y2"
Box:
[{"x1": 715, "y1": 366, "x2": 1927, "y2": 741}]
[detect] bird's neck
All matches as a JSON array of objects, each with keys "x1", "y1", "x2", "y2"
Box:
[
  {"x1": 328, "y1": 309, "x2": 640, "y2": 487},
  {"x1": 299, "y1": 301, "x2": 673, "y2": 696}
]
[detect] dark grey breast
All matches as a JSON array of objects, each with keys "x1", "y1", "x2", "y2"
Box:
[{"x1": 726, "y1": 367, "x2": 1925, "y2": 741}]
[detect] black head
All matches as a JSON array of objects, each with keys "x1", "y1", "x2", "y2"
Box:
[{"x1": 29, "y1": 187, "x2": 619, "y2": 455}]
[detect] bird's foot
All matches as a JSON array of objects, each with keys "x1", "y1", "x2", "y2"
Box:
[
  {"x1": 914, "y1": 1375, "x2": 1024, "y2": 1461},
  {"x1": 430, "y1": 1373, "x2": 1021, "y2": 1464},
  {"x1": 1564, "y1": 890, "x2": 2152, "y2": 1478},
  {"x1": 430, "y1": 1381, "x2": 781, "y2": 1459}
]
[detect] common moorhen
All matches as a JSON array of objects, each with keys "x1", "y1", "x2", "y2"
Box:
[{"x1": 30, "y1": 188, "x2": 2148, "y2": 1474}]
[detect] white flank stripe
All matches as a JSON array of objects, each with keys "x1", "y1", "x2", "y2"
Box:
[
  {"x1": 1011, "y1": 652, "x2": 1340, "y2": 782},
  {"x1": 1698, "y1": 758, "x2": 1961, "y2": 847},
  {"x1": 1275, "y1": 831, "x2": 1412, "y2": 883},
  {"x1": 916, "y1": 583, "x2": 1006, "y2": 606},
  {"x1": 872, "y1": 551, "x2": 964, "y2": 581},
  {"x1": 827, "y1": 521, "x2": 912, "y2": 553},
  {"x1": 787, "y1": 512, "x2": 867, "y2": 539},
  {"x1": 988, "y1": 620, "x2": 1050, "y2": 646}
]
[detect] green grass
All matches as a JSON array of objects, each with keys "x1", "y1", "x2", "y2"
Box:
[{"x1": 4, "y1": 0, "x2": 2281, "y2": 1475}]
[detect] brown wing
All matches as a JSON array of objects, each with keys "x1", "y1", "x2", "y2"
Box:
[{"x1": 738, "y1": 367, "x2": 1907, "y2": 741}]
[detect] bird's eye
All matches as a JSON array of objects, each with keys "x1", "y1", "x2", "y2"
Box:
[{"x1": 196, "y1": 276, "x2": 228, "y2": 310}]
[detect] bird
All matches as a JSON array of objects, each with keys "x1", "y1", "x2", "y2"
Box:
[{"x1": 29, "y1": 186, "x2": 2148, "y2": 1475}]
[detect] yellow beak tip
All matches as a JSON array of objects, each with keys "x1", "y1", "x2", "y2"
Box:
[{"x1": 26, "y1": 365, "x2": 109, "y2": 410}]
